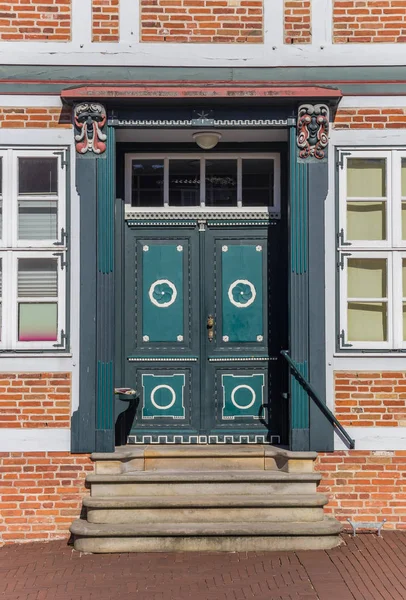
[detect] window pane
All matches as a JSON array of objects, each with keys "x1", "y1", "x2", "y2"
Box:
[
  {"x1": 0, "y1": 259, "x2": 2, "y2": 341},
  {"x1": 18, "y1": 199, "x2": 58, "y2": 240},
  {"x1": 348, "y1": 258, "x2": 387, "y2": 298},
  {"x1": 403, "y1": 304, "x2": 406, "y2": 341},
  {"x1": 205, "y1": 159, "x2": 237, "y2": 207},
  {"x1": 347, "y1": 202, "x2": 386, "y2": 241},
  {"x1": 18, "y1": 303, "x2": 57, "y2": 342},
  {"x1": 132, "y1": 160, "x2": 164, "y2": 207},
  {"x1": 19, "y1": 158, "x2": 58, "y2": 195},
  {"x1": 348, "y1": 302, "x2": 387, "y2": 342},
  {"x1": 403, "y1": 259, "x2": 406, "y2": 298},
  {"x1": 347, "y1": 158, "x2": 386, "y2": 198},
  {"x1": 0, "y1": 157, "x2": 2, "y2": 240},
  {"x1": 402, "y1": 202, "x2": 406, "y2": 240},
  {"x1": 242, "y1": 159, "x2": 274, "y2": 207},
  {"x1": 402, "y1": 158, "x2": 406, "y2": 197},
  {"x1": 169, "y1": 159, "x2": 200, "y2": 206},
  {"x1": 18, "y1": 258, "x2": 58, "y2": 297}
]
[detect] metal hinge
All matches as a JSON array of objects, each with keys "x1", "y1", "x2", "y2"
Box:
[
  {"x1": 52, "y1": 251, "x2": 68, "y2": 270},
  {"x1": 53, "y1": 150, "x2": 68, "y2": 169},
  {"x1": 53, "y1": 329, "x2": 68, "y2": 349},
  {"x1": 337, "y1": 228, "x2": 352, "y2": 247},
  {"x1": 338, "y1": 329, "x2": 353, "y2": 348},
  {"x1": 338, "y1": 252, "x2": 352, "y2": 270},
  {"x1": 53, "y1": 227, "x2": 68, "y2": 247},
  {"x1": 337, "y1": 151, "x2": 352, "y2": 170}
]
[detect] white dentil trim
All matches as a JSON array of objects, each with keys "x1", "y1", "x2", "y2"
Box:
[
  {"x1": 340, "y1": 97, "x2": 406, "y2": 108},
  {"x1": 0, "y1": 96, "x2": 63, "y2": 107}
]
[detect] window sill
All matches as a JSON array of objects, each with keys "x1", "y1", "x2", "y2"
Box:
[
  {"x1": 0, "y1": 352, "x2": 73, "y2": 358},
  {"x1": 334, "y1": 352, "x2": 406, "y2": 358}
]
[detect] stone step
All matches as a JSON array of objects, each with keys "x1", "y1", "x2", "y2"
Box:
[
  {"x1": 70, "y1": 518, "x2": 343, "y2": 553},
  {"x1": 83, "y1": 493, "x2": 328, "y2": 524},
  {"x1": 87, "y1": 470, "x2": 322, "y2": 497},
  {"x1": 91, "y1": 445, "x2": 317, "y2": 474}
]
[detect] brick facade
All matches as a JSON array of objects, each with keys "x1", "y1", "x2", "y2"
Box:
[
  {"x1": 317, "y1": 451, "x2": 406, "y2": 529},
  {"x1": 0, "y1": 107, "x2": 71, "y2": 128},
  {"x1": 334, "y1": 107, "x2": 406, "y2": 129},
  {"x1": 0, "y1": 373, "x2": 71, "y2": 429},
  {"x1": 92, "y1": 0, "x2": 119, "y2": 43},
  {"x1": 0, "y1": 0, "x2": 71, "y2": 42},
  {"x1": 333, "y1": 0, "x2": 406, "y2": 44},
  {"x1": 334, "y1": 372, "x2": 406, "y2": 426},
  {"x1": 284, "y1": 0, "x2": 312, "y2": 44},
  {"x1": 140, "y1": 0, "x2": 264, "y2": 44},
  {"x1": 0, "y1": 453, "x2": 92, "y2": 546}
]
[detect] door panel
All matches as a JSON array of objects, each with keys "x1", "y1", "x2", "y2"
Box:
[
  {"x1": 124, "y1": 223, "x2": 284, "y2": 444},
  {"x1": 124, "y1": 228, "x2": 201, "y2": 440}
]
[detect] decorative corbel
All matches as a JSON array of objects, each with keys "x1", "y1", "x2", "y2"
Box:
[
  {"x1": 297, "y1": 104, "x2": 330, "y2": 161},
  {"x1": 74, "y1": 103, "x2": 107, "y2": 155}
]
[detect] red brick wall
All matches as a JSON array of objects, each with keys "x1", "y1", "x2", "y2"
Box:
[
  {"x1": 92, "y1": 0, "x2": 119, "y2": 42},
  {"x1": 334, "y1": 372, "x2": 406, "y2": 426},
  {"x1": 140, "y1": 0, "x2": 264, "y2": 43},
  {"x1": 333, "y1": 0, "x2": 406, "y2": 44},
  {"x1": 0, "y1": 107, "x2": 71, "y2": 129},
  {"x1": 284, "y1": 0, "x2": 312, "y2": 44},
  {"x1": 0, "y1": 453, "x2": 92, "y2": 546},
  {"x1": 0, "y1": 0, "x2": 71, "y2": 41},
  {"x1": 0, "y1": 373, "x2": 71, "y2": 429},
  {"x1": 317, "y1": 451, "x2": 406, "y2": 530},
  {"x1": 334, "y1": 108, "x2": 406, "y2": 129}
]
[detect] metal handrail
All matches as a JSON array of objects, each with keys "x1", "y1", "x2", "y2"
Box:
[{"x1": 281, "y1": 350, "x2": 355, "y2": 449}]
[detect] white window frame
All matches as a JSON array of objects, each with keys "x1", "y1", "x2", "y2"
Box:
[
  {"x1": 124, "y1": 152, "x2": 281, "y2": 215},
  {"x1": 0, "y1": 148, "x2": 67, "y2": 351},
  {"x1": 338, "y1": 149, "x2": 406, "y2": 351},
  {"x1": 338, "y1": 150, "x2": 392, "y2": 249},
  {"x1": 340, "y1": 251, "x2": 393, "y2": 351}
]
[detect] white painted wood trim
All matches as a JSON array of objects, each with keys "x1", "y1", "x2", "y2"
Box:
[
  {"x1": 0, "y1": 96, "x2": 63, "y2": 107},
  {"x1": 120, "y1": 0, "x2": 140, "y2": 44},
  {"x1": 0, "y1": 428, "x2": 71, "y2": 451},
  {"x1": 71, "y1": 0, "x2": 92, "y2": 46},
  {"x1": 334, "y1": 427, "x2": 406, "y2": 451},
  {"x1": 312, "y1": 0, "x2": 333, "y2": 46},
  {"x1": 265, "y1": 0, "x2": 284, "y2": 48},
  {"x1": 340, "y1": 97, "x2": 406, "y2": 108}
]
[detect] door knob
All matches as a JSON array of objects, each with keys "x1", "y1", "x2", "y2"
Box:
[{"x1": 207, "y1": 314, "x2": 214, "y2": 342}]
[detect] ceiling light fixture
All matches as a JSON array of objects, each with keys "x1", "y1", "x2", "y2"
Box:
[{"x1": 193, "y1": 131, "x2": 222, "y2": 150}]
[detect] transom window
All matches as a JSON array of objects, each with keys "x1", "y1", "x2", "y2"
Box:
[
  {"x1": 338, "y1": 150, "x2": 406, "y2": 350},
  {"x1": 0, "y1": 149, "x2": 67, "y2": 351},
  {"x1": 125, "y1": 153, "x2": 280, "y2": 211}
]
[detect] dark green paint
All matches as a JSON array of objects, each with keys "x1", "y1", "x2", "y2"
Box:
[
  {"x1": 96, "y1": 360, "x2": 114, "y2": 429},
  {"x1": 97, "y1": 127, "x2": 115, "y2": 274}
]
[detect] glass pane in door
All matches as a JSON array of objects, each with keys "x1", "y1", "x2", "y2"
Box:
[
  {"x1": 169, "y1": 159, "x2": 200, "y2": 206},
  {"x1": 132, "y1": 160, "x2": 164, "y2": 207},
  {"x1": 205, "y1": 159, "x2": 237, "y2": 206},
  {"x1": 242, "y1": 159, "x2": 274, "y2": 206}
]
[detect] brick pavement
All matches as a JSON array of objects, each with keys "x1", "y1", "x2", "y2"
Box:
[{"x1": 1, "y1": 533, "x2": 406, "y2": 600}]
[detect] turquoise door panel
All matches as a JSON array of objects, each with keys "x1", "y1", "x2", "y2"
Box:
[
  {"x1": 221, "y1": 244, "x2": 263, "y2": 343},
  {"x1": 142, "y1": 373, "x2": 186, "y2": 419},
  {"x1": 142, "y1": 243, "x2": 184, "y2": 342},
  {"x1": 222, "y1": 373, "x2": 265, "y2": 420}
]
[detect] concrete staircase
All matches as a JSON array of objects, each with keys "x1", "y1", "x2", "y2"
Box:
[{"x1": 70, "y1": 446, "x2": 342, "y2": 553}]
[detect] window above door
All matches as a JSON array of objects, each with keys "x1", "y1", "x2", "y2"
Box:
[{"x1": 125, "y1": 153, "x2": 280, "y2": 215}]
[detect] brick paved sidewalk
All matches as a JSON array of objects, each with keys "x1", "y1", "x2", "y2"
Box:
[{"x1": 1, "y1": 533, "x2": 406, "y2": 600}]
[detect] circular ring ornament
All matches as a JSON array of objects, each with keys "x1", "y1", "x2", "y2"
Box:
[
  {"x1": 231, "y1": 385, "x2": 256, "y2": 410},
  {"x1": 150, "y1": 384, "x2": 176, "y2": 410},
  {"x1": 149, "y1": 279, "x2": 177, "y2": 308},
  {"x1": 228, "y1": 279, "x2": 256, "y2": 308}
]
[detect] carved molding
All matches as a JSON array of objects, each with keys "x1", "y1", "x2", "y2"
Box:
[
  {"x1": 297, "y1": 103, "x2": 329, "y2": 161},
  {"x1": 74, "y1": 102, "x2": 107, "y2": 155}
]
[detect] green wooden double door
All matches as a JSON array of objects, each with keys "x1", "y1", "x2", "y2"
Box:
[{"x1": 124, "y1": 222, "x2": 286, "y2": 444}]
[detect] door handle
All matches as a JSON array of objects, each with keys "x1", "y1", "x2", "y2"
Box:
[{"x1": 207, "y1": 314, "x2": 214, "y2": 342}]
